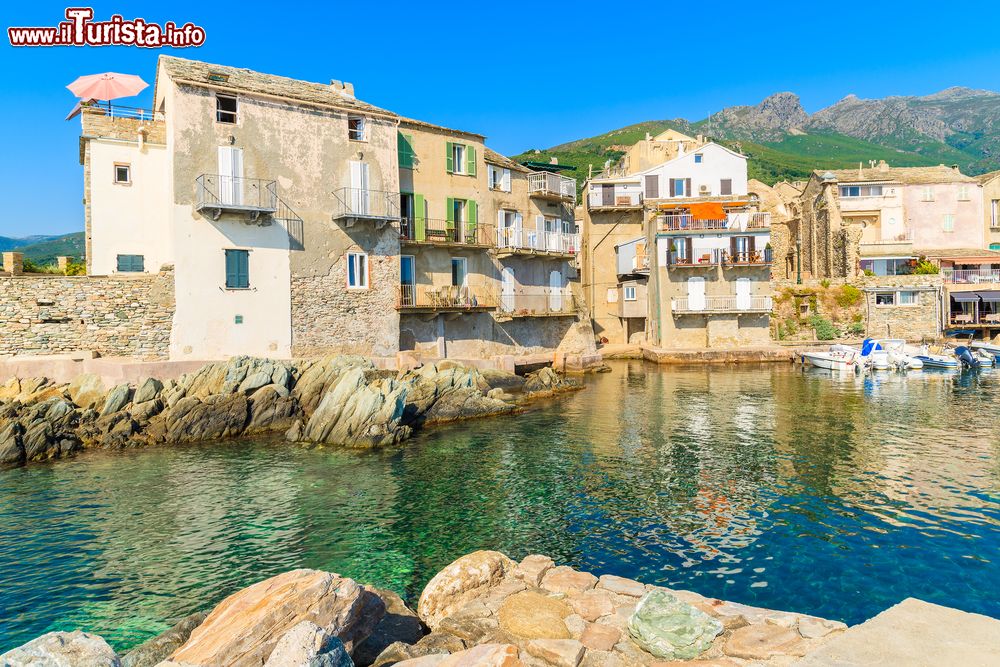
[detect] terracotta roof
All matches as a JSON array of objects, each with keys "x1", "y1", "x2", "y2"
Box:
[
  {"x1": 156, "y1": 55, "x2": 395, "y2": 117},
  {"x1": 484, "y1": 148, "x2": 529, "y2": 172},
  {"x1": 398, "y1": 116, "x2": 485, "y2": 141},
  {"x1": 817, "y1": 164, "x2": 979, "y2": 185},
  {"x1": 916, "y1": 247, "x2": 1000, "y2": 260},
  {"x1": 975, "y1": 169, "x2": 1000, "y2": 184}
]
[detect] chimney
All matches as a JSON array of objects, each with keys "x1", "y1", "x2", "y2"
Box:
[
  {"x1": 342, "y1": 82, "x2": 354, "y2": 97},
  {"x1": 696, "y1": 134, "x2": 704, "y2": 143},
  {"x1": 329, "y1": 80, "x2": 354, "y2": 97},
  {"x1": 877, "y1": 160, "x2": 889, "y2": 172}
]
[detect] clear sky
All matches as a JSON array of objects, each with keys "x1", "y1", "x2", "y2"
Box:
[{"x1": 2, "y1": 0, "x2": 1000, "y2": 237}]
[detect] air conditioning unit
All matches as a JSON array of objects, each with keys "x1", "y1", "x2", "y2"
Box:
[{"x1": 699, "y1": 184, "x2": 710, "y2": 194}]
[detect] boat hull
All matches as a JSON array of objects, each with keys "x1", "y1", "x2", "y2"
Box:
[{"x1": 802, "y1": 352, "x2": 856, "y2": 372}]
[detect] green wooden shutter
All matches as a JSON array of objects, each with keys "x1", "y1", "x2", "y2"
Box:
[
  {"x1": 398, "y1": 132, "x2": 414, "y2": 169},
  {"x1": 225, "y1": 250, "x2": 238, "y2": 287},
  {"x1": 466, "y1": 146, "x2": 477, "y2": 176},
  {"x1": 414, "y1": 194, "x2": 426, "y2": 241},
  {"x1": 226, "y1": 250, "x2": 249, "y2": 288},
  {"x1": 445, "y1": 142, "x2": 454, "y2": 173},
  {"x1": 466, "y1": 200, "x2": 478, "y2": 242},
  {"x1": 446, "y1": 197, "x2": 455, "y2": 239},
  {"x1": 238, "y1": 251, "x2": 249, "y2": 288}
]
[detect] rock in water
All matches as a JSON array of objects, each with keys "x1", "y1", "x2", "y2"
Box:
[
  {"x1": 0, "y1": 630, "x2": 121, "y2": 666},
  {"x1": 626, "y1": 589, "x2": 722, "y2": 660},
  {"x1": 417, "y1": 551, "x2": 515, "y2": 630},
  {"x1": 263, "y1": 622, "x2": 353, "y2": 667},
  {"x1": 132, "y1": 378, "x2": 163, "y2": 405},
  {"x1": 170, "y1": 569, "x2": 384, "y2": 666},
  {"x1": 101, "y1": 384, "x2": 132, "y2": 416},
  {"x1": 122, "y1": 611, "x2": 207, "y2": 667},
  {"x1": 68, "y1": 373, "x2": 106, "y2": 410}
]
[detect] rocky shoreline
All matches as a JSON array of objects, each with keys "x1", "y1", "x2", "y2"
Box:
[
  {"x1": 0, "y1": 551, "x2": 847, "y2": 666},
  {"x1": 0, "y1": 356, "x2": 581, "y2": 467}
]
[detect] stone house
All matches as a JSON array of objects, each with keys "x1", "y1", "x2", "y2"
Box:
[
  {"x1": 976, "y1": 169, "x2": 1000, "y2": 251},
  {"x1": 78, "y1": 55, "x2": 594, "y2": 366}
]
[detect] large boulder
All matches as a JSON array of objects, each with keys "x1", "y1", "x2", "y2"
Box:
[
  {"x1": 626, "y1": 589, "x2": 723, "y2": 660},
  {"x1": 0, "y1": 420, "x2": 24, "y2": 464},
  {"x1": 497, "y1": 591, "x2": 572, "y2": 640},
  {"x1": 68, "y1": 373, "x2": 106, "y2": 410},
  {"x1": 100, "y1": 384, "x2": 133, "y2": 416},
  {"x1": 169, "y1": 569, "x2": 384, "y2": 667},
  {"x1": 122, "y1": 611, "x2": 208, "y2": 667},
  {"x1": 132, "y1": 378, "x2": 164, "y2": 405},
  {"x1": 293, "y1": 355, "x2": 375, "y2": 415},
  {"x1": 394, "y1": 644, "x2": 521, "y2": 667},
  {"x1": 0, "y1": 630, "x2": 121, "y2": 666},
  {"x1": 262, "y1": 622, "x2": 353, "y2": 667},
  {"x1": 300, "y1": 368, "x2": 409, "y2": 448},
  {"x1": 163, "y1": 394, "x2": 250, "y2": 443},
  {"x1": 246, "y1": 386, "x2": 300, "y2": 434},
  {"x1": 419, "y1": 389, "x2": 513, "y2": 426},
  {"x1": 353, "y1": 588, "x2": 425, "y2": 667},
  {"x1": 418, "y1": 551, "x2": 516, "y2": 631}
]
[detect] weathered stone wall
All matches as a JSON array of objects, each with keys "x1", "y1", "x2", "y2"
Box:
[
  {"x1": 860, "y1": 275, "x2": 944, "y2": 341},
  {"x1": 0, "y1": 269, "x2": 175, "y2": 359}
]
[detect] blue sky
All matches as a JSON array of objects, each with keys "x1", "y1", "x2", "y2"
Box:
[{"x1": 2, "y1": 1, "x2": 1000, "y2": 237}]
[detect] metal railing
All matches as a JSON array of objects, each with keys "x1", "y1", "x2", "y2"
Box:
[
  {"x1": 950, "y1": 311, "x2": 1000, "y2": 325},
  {"x1": 81, "y1": 103, "x2": 161, "y2": 121},
  {"x1": 861, "y1": 230, "x2": 914, "y2": 245},
  {"x1": 724, "y1": 248, "x2": 774, "y2": 265},
  {"x1": 496, "y1": 228, "x2": 579, "y2": 254},
  {"x1": 528, "y1": 172, "x2": 577, "y2": 202},
  {"x1": 668, "y1": 249, "x2": 724, "y2": 267},
  {"x1": 672, "y1": 295, "x2": 773, "y2": 313},
  {"x1": 398, "y1": 284, "x2": 497, "y2": 309},
  {"x1": 196, "y1": 175, "x2": 278, "y2": 211},
  {"x1": 943, "y1": 269, "x2": 1000, "y2": 284},
  {"x1": 498, "y1": 289, "x2": 577, "y2": 317},
  {"x1": 332, "y1": 187, "x2": 399, "y2": 220},
  {"x1": 400, "y1": 219, "x2": 495, "y2": 247},
  {"x1": 588, "y1": 190, "x2": 642, "y2": 209},
  {"x1": 658, "y1": 211, "x2": 771, "y2": 232}
]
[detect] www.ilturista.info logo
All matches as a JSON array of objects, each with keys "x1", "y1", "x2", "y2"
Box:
[{"x1": 8, "y1": 8, "x2": 206, "y2": 48}]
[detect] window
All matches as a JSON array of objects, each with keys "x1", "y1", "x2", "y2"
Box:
[
  {"x1": 446, "y1": 142, "x2": 476, "y2": 176},
  {"x1": 224, "y1": 249, "x2": 249, "y2": 289},
  {"x1": 875, "y1": 292, "x2": 895, "y2": 306},
  {"x1": 116, "y1": 254, "x2": 144, "y2": 272},
  {"x1": 624, "y1": 285, "x2": 637, "y2": 301},
  {"x1": 720, "y1": 178, "x2": 733, "y2": 196},
  {"x1": 943, "y1": 214, "x2": 955, "y2": 232},
  {"x1": 216, "y1": 94, "x2": 237, "y2": 124},
  {"x1": 860, "y1": 258, "x2": 915, "y2": 276},
  {"x1": 450, "y1": 257, "x2": 467, "y2": 287},
  {"x1": 992, "y1": 200, "x2": 1000, "y2": 228},
  {"x1": 488, "y1": 165, "x2": 511, "y2": 192},
  {"x1": 114, "y1": 164, "x2": 131, "y2": 184},
  {"x1": 898, "y1": 291, "x2": 919, "y2": 306},
  {"x1": 348, "y1": 115, "x2": 366, "y2": 141},
  {"x1": 669, "y1": 178, "x2": 689, "y2": 197},
  {"x1": 694, "y1": 154, "x2": 703, "y2": 164},
  {"x1": 921, "y1": 186, "x2": 934, "y2": 202},
  {"x1": 347, "y1": 252, "x2": 368, "y2": 289},
  {"x1": 958, "y1": 185, "x2": 970, "y2": 201},
  {"x1": 398, "y1": 132, "x2": 415, "y2": 168},
  {"x1": 839, "y1": 185, "x2": 883, "y2": 197}
]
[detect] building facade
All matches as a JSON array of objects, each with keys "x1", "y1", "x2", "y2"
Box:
[{"x1": 80, "y1": 56, "x2": 595, "y2": 365}]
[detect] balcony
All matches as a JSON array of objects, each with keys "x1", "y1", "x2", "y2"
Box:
[
  {"x1": 658, "y1": 212, "x2": 771, "y2": 233},
  {"x1": 397, "y1": 285, "x2": 497, "y2": 313},
  {"x1": 672, "y1": 295, "x2": 773, "y2": 314},
  {"x1": 496, "y1": 228, "x2": 580, "y2": 258},
  {"x1": 498, "y1": 289, "x2": 577, "y2": 318},
  {"x1": 528, "y1": 173, "x2": 577, "y2": 203},
  {"x1": 667, "y1": 250, "x2": 723, "y2": 268},
  {"x1": 400, "y1": 219, "x2": 495, "y2": 248},
  {"x1": 723, "y1": 248, "x2": 773, "y2": 267},
  {"x1": 332, "y1": 187, "x2": 399, "y2": 226},
  {"x1": 944, "y1": 269, "x2": 1000, "y2": 284},
  {"x1": 196, "y1": 175, "x2": 278, "y2": 221},
  {"x1": 588, "y1": 189, "x2": 642, "y2": 211}
]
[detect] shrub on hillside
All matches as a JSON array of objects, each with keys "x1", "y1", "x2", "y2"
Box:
[
  {"x1": 836, "y1": 284, "x2": 863, "y2": 308},
  {"x1": 808, "y1": 314, "x2": 840, "y2": 341}
]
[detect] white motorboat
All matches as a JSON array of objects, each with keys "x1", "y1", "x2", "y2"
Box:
[
  {"x1": 801, "y1": 345, "x2": 859, "y2": 372},
  {"x1": 913, "y1": 344, "x2": 959, "y2": 369},
  {"x1": 970, "y1": 340, "x2": 1000, "y2": 360},
  {"x1": 860, "y1": 339, "x2": 923, "y2": 371}
]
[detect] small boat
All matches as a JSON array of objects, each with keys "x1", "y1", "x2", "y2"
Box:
[
  {"x1": 801, "y1": 346, "x2": 858, "y2": 371},
  {"x1": 955, "y1": 346, "x2": 987, "y2": 369},
  {"x1": 859, "y1": 339, "x2": 923, "y2": 371},
  {"x1": 913, "y1": 344, "x2": 959, "y2": 369},
  {"x1": 970, "y1": 340, "x2": 1000, "y2": 359}
]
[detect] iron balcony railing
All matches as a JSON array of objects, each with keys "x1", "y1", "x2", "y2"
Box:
[
  {"x1": 672, "y1": 295, "x2": 773, "y2": 314},
  {"x1": 658, "y1": 212, "x2": 771, "y2": 232},
  {"x1": 397, "y1": 284, "x2": 497, "y2": 310},
  {"x1": 196, "y1": 175, "x2": 278, "y2": 213},
  {"x1": 498, "y1": 288, "x2": 577, "y2": 317},
  {"x1": 668, "y1": 249, "x2": 724, "y2": 267},
  {"x1": 588, "y1": 190, "x2": 642, "y2": 209},
  {"x1": 496, "y1": 228, "x2": 579, "y2": 254},
  {"x1": 724, "y1": 248, "x2": 774, "y2": 266},
  {"x1": 943, "y1": 269, "x2": 1000, "y2": 284},
  {"x1": 400, "y1": 219, "x2": 495, "y2": 247},
  {"x1": 528, "y1": 172, "x2": 577, "y2": 203},
  {"x1": 81, "y1": 102, "x2": 162, "y2": 121},
  {"x1": 332, "y1": 187, "x2": 400, "y2": 221}
]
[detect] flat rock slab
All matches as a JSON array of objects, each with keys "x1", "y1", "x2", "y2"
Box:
[{"x1": 793, "y1": 598, "x2": 1000, "y2": 667}]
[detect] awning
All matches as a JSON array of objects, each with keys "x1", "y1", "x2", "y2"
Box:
[
  {"x1": 976, "y1": 290, "x2": 1000, "y2": 301},
  {"x1": 952, "y1": 293, "x2": 981, "y2": 302},
  {"x1": 690, "y1": 202, "x2": 726, "y2": 221}
]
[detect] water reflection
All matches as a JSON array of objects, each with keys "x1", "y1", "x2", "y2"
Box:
[{"x1": 0, "y1": 361, "x2": 998, "y2": 652}]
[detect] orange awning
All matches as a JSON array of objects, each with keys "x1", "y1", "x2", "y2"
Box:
[{"x1": 690, "y1": 202, "x2": 726, "y2": 221}]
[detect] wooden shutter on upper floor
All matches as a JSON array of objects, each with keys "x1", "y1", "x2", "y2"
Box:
[
  {"x1": 414, "y1": 194, "x2": 426, "y2": 241},
  {"x1": 398, "y1": 132, "x2": 415, "y2": 169},
  {"x1": 720, "y1": 179, "x2": 733, "y2": 196},
  {"x1": 730, "y1": 237, "x2": 737, "y2": 258},
  {"x1": 445, "y1": 142, "x2": 454, "y2": 173},
  {"x1": 446, "y1": 197, "x2": 455, "y2": 232},
  {"x1": 685, "y1": 179, "x2": 692, "y2": 197},
  {"x1": 686, "y1": 238, "x2": 693, "y2": 259},
  {"x1": 645, "y1": 175, "x2": 659, "y2": 199},
  {"x1": 466, "y1": 146, "x2": 477, "y2": 176},
  {"x1": 466, "y1": 200, "x2": 478, "y2": 240}
]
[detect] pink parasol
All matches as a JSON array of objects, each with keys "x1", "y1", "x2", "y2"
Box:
[{"x1": 67, "y1": 72, "x2": 148, "y2": 101}]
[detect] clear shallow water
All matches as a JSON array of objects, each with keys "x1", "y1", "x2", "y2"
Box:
[{"x1": 1, "y1": 361, "x2": 998, "y2": 652}]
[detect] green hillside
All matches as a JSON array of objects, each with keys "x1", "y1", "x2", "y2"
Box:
[{"x1": 16, "y1": 232, "x2": 85, "y2": 265}]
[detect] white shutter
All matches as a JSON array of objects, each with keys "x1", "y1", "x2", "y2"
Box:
[
  {"x1": 217, "y1": 146, "x2": 243, "y2": 205},
  {"x1": 502, "y1": 168, "x2": 511, "y2": 192},
  {"x1": 736, "y1": 278, "x2": 751, "y2": 310},
  {"x1": 688, "y1": 277, "x2": 705, "y2": 311},
  {"x1": 350, "y1": 161, "x2": 370, "y2": 214},
  {"x1": 549, "y1": 269, "x2": 563, "y2": 310}
]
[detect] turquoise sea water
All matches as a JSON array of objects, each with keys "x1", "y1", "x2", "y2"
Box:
[{"x1": 1, "y1": 361, "x2": 998, "y2": 652}]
